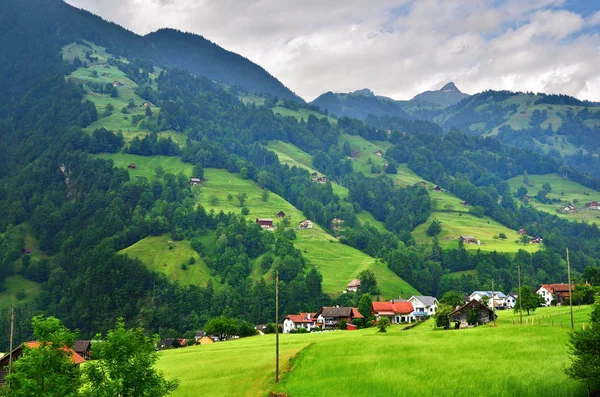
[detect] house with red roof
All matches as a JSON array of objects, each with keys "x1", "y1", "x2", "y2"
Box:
[
  {"x1": 314, "y1": 306, "x2": 364, "y2": 330},
  {"x1": 535, "y1": 283, "x2": 574, "y2": 306},
  {"x1": 283, "y1": 312, "x2": 317, "y2": 333},
  {"x1": 371, "y1": 300, "x2": 415, "y2": 324}
]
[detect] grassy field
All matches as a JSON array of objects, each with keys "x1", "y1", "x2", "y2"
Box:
[
  {"x1": 412, "y1": 211, "x2": 540, "y2": 253},
  {"x1": 157, "y1": 305, "x2": 592, "y2": 397},
  {"x1": 506, "y1": 173, "x2": 600, "y2": 224},
  {"x1": 271, "y1": 106, "x2": 336, "y2": 124},
  {"x1": 0, "y1": 275, "x2": 40, "y2": 310},
  {"x1": 118, "y1": 235, "x2": 213, "y2": 287},
  {"x1": 339, "y1": 134, "x2": 390, "y2": 176},
  {"x1": 94, "y1": 153, "x2": 194, "y2": 180}
]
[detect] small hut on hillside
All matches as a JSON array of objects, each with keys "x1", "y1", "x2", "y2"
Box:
[{"x1": 448, "y1": 300, "x2": 496, "y2": 329}]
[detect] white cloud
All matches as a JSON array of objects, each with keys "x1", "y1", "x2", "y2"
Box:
[{"x1": 65, "y1": 0, "x2": 600, "y2": 101}]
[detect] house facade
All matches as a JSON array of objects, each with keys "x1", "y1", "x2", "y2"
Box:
[
  {"x1": 314, "y1": 306, "x2": 363, "y2": 329},
  {"x1": 283, "y1": 313, "x2": 317, "y2": 333},
  {"x1": 256, "y1": 218, "x2": 275, "y2": 230},
  {"x1": 505, "y1": 293, "x2": 518, "y2": 309},
  {"x1": 346, "y1": 279, "x2": 360, "y2": 293},
  {"x1": 371, "y1": 301, "x2": 414, "y2": 324},
  {"x1": 469, "y1": 291, "x2": 508, "y2": 309},
  {"x1": 449, "y1": 300, "x2": 497, "y2": 328},
  {"x1": 535, "y1": 284, "x2": 574, "y2": 306},
  {"x1": 587, "y1": 201, "x2": 600, "y2": 210},
  {"x1": 408, "y1": 295, "x2": 439, "y2": 317}
]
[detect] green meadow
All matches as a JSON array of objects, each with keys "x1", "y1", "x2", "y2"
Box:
[
  {"x1": 339, "y1": 134, "x2": 390, "y2": 176},
  {"x1": 271, "y1": 106, "x2": 336, "y2": 124},
  {"x1": 157, "y1": 305, "x2": 592, "y2": 397},
  {"x1": 94, "y1": 153, "x2": 194, "y2": 179},
  {"x1": 506, "y1": 173, "x2": 600, "y2": 224},
  {"x1": 118, "y1": 235, "x2": 213, "y2": 287},
  {"x1": 412, "y1": 211, "x2": 540, "y2": 253},
  {"x1": 0, "y1": 275, "x2": 40, "y2": 310}
]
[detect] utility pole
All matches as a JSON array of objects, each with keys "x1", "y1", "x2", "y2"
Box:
[
  {"x1": 491, "y1": 279, "x2": 495, "y2": 326},
  {"x1": 518, "y1": 263, "x2": 523, "y2": 325},
  {"x1": 8, "y1": 302, "x2": 14, "y2": 390},
  {"x1": 567, "y1": 248, "x2": 574, "y2": 330},
  {"x1": 275, "y1": 271, "x2": 279, "y2": 383}
]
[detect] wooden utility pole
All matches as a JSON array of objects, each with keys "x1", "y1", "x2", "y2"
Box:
[
  {"x1": 518, "y1": 262, "x2": 523, "y2": 325},
  {"x1": 491, "y1": 279, "x2": 496, "y2": 326},
  {"x1": 275, "y1": 271, "x2": 279, "y2": 383},
  {"x1": 567, "y1": 248, "x2": 574, "y2": 330},
  {"x1": 8, "y1": 302, "x2": 14, "y2": 390}
]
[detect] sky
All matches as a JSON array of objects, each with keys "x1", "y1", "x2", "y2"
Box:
[{"x1": 65, "y1": 0, "x2": 600, "y2": 102}]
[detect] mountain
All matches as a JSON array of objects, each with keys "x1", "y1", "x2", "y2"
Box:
[
  {"x1": 0, "y1": 0, "x2": 301, "y2": 104},
  {"x1": 311, "y1": 90, "x2": 412, "y2": 120},
  {"x1": 411, "y1": 82, "x2": 470, "y2": 106}
]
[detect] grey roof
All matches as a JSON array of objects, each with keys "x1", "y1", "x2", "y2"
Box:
[
  {"x1": 319, "y1": 306, "x2": 352, "y2": 317},
  {"x1": 471, "y1": 291, "x2": 507, "y2": 299},
  {"x1": 411, "y1": 296, "x2": 437, "y2": 307}
]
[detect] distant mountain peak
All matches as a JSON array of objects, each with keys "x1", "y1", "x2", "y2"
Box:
[
  {"x1": 352, "y1": 88, "x2": 375, "y2": 97},
  {"x1": 440, "y1": 82, "x2": 460, "y2": 93}
]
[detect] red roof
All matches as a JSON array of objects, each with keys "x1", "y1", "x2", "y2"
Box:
[
  {"x1": 25, "y1": 341, "x2": 86, "y2": 365},
  {"x1": 284, "y1": 313, "x2": 315, "y2": 323},
  {"x1": 372, "y1": 301, "x2": 414, "y2": 315},
  {"x1": 351, "y1": 307, "x2": 364, "y2": 319},
  {"x1": 537, "y1": 284, "x2": 573, "y2": 294}
]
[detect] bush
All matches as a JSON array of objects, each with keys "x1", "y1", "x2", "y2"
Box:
[
  {"x1": 377, "y1": 317, "x2": 390, "y2": 332},
  {"x1": 339, "y1": 320, "x2": 347, "y2": 330},
  {"x1": 180, "y1": 263, "x2": 188, "y2": 270},
  {"x1": 188, "y1": 256, "x2": 196, "y2": 264}
]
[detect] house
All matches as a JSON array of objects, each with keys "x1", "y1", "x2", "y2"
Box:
[
  {"x1": 374, "y1": 150, "x2": 383, "y2": 156},
  {"x1": 0, "y1": 342, "x2": 85, "y2": 385},
  {"x1": 72, "y1": 340, "x2": 91, "y2": 360},
  {"x1": 505, "y1": 293, "x2": 518, "y2": 309},
  {"x1": 283, "y1": 312, "x2": 317, "y2": 333},
  {"x1": 530, "y1": 236, "x2": 543, "y2": 244},
  {"x1": 143, "y1": 102, "x2": 152, "y2": 107},
  {"x1": 346, "y1": 279, "x2": 361, "y2": 293},
  {"x1": 317, "y1": 176, "x2": 328, "y2": 184},
  {"x1": 158, "y1": 338, "x2": 188, "y2": 349},
  {"x1": 408, "y1": 295, "x2": 439, "y2": 317},
  {"x1": 518, "y1": 228, "x2": 528, "y2": 235},
  {"x1": 314, "y1": 306, "x2": 363, "y2": 329},
  {"x1": 276, "y1": 211, "x2": 286, "y2": 218},
  {"x1": 560, "y1": 204, "x2": 576, "y2": 213},
  {"x1": 469, "y1": 291, "x2": 507, "y2": 309},
  {"x1": 586, "y1": 201, "x2": 600, "y2": 210},
  {"x1": 112, "y1": 81, "x2": 123, "y2": 87},
  {"x1": 449, "y1": 300, "x2": 497, "y2": 328},
  {"x1": 127, "y1": 163, "x2": 136, "y2": 169},
  {"x1": 255, "y1": 324, "x2": 266, "y2": 335},
  {"x1": 194, "y1": 330, "x2": 205, "y2": 341},
  {"x1": 311, "y1": 172, "x2": 318, "y2": 178},
  {"x1": 536, "y1": 284, "x2": 574, "y2": 306},
  {"x1": 461, "y1": 201, "x2": 468, "y2": 206},
  {"x1": 256, "y1": 218, "x2": 274, "y2": 230},
  {"x1": 190, "y1": 177, "x2": 202, "y2": 185},
  {"x1": 195, "y1": 336, "x2": 214, "y2": 345},
  {"x1": 298, "y1": 219, "x2": 313, "y2": 229},
  {"x1": 460, "y1": 235, "x2": 477, "y2": 244},
  {"x1": 371, "y1": 300, "x2": 415, "y2": 324},
  {"x1": 433, "y1": 185, "x2": 442, "y2": 191}
]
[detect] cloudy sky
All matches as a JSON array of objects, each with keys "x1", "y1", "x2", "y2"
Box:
[{"x1": 65, "y1": 0, "x2": 600, "y2": 102}]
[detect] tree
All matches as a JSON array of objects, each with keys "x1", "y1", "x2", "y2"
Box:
[
  {"x1": 498, "y1": 233, "x2": 507, "y2": 240},
  {"x1": 523, "y1": 170, "x2": 529, "y2": 185},
  {"x1": 84, "y1": 318, "x2": 178, "y2": 397},
  {"x1": 145, "y1": 105, "x2": 153, "y2": 117},
  {"x1": 192, "y1": 163, "x2": 204, "y2": 180},
  {"x1": 542, "y1": 182, "x2": 552, "y2": 192},
  {"x1": 433, "y1": 304, "x2": 453, "y2": 329},
  {"x1": 565, "y1": 302, "x2": 600, "y2": 389},
  {"x1": 237, "y1": 192, "x2": 247, "y2": 207},
  {"x1": 519, "y1": 235, "x2": 530, "y2": 245},
  {"x1": 6, "y1": 316, "x2": 80, "y2": 397},
  {"x1": 204, "y1": 316, "x2": 240, "y2": 341},
  {"x1": 358, "y1": 293, "x2": 372, "y2": 326},
  {"x1": 358, "y1": 270, "x2": 378, "y2": 295},
  {"x1": 481, "y1": 295, "x2": 490, "y2": 308},
  {"x1": 571, "y1": 284, "x2": 596, "y2": 305},
  {"x1": 377, "y1": 317, "x2": 390, "y2": 332},
  {"x1": 261, "y1": 188, "x2": 269, "y2": 202},
  {"x1": 426, "y1": 218, "x2": 441, "y2": 236},
  {"x1": 440, "y1": 291, "x2": 465, "y2": 308},
  {"x1": 514, "y1": 286, "x2": 544, "y2": 315}
]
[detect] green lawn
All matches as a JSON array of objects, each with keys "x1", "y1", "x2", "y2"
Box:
[
  {"x1": 0, "y1": 275, "x2": 40, "y2": 310},
  {"x1": 412, "y1": 212, "x2": 540, "y2": 253},
  {"x1": 118, "y1": 235, "x2": 213, "y2": 287},
  {"x1": 157, "y1": 305, "x2": 591, "y2": 397},
  {"x1": 496, "y1": 304, "x2": 594, "y2": 328},
  {"x1": 506, "y1": 173, "x2": 600, "y2": 224}
]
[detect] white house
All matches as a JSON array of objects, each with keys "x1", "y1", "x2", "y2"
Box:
[
  {"x1": 283, "y1": 313, "x2": 317, "y2": 333},
  {"x1": 535, "y1": 284, "x2": 573, "y2": 307},
  {"x1": 505, "y1": 293, "x2": 518, "y2": 309},
  {"x1": 469, "y1": 291, "x2": 508, "y2": 309},
  {"x1": 346, "y1": 279, "x2": 360, "y2": 293},
  {"x1": 408, "y1": 296, "x2": 439, "y2": 317}
]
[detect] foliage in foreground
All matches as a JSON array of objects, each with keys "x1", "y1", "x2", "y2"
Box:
[{"x1": 566, "y1": 302, "x2": 600, "y2": 389}]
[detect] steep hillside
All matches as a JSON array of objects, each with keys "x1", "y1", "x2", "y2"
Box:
[{"x1": 411, "y1": 82, "x2": 470, "y2": 106}]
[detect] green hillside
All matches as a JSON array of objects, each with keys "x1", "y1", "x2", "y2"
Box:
[
  {"x1": 506, "y1": 173, "x2": 600, "y2": 224},
  {"x1": 0, "y1": 275, "x2": 40, "y2": 310},
  {"x1": 271, "y1": 105, "x2": 336, "y2": 124},
  {"x1": 157, "y1": 305, "x2": 592, "y2": 397}
]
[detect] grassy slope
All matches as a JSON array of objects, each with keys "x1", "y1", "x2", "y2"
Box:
[
  {"x1": 0, "y1": 276, "x2": 40, "y2": 310},
  {"x1": 95, "y1": 153, "x2": 415, "y2": 297},
  {"x1": 271, "y1": 106, "x2": 336, "y2": 124},
  {"x1": 506, "y1": 173, "x2": 600, "y2": 224},
  {"x1": 118, "y1": 235, "x2": 213, "y2": 287},
  {"x1": 157, "y1": 305, "x2": 592, "y2": 397}
]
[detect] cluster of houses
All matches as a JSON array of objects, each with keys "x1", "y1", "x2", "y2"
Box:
[
  {"x1": 558, "y1": 201, "x2": 599, "y2": 214},
  {"x1": 587, "y1": 201, "x2": 599, "y2": 210},
  {"x1": 311, "y1": 172, "x2": 328, "y2": 184},
  {"x1": 254, "y1": 217, "x2": 313, "y2": 231},
  {"x1": 468, "y1": 283, "x2": 576, "y2": 309}
]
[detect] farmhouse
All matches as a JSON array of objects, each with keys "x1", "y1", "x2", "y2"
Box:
[
  {"x1": 433, "y1": 185, "x2": 442, "y2": 191},
  {"x1": 190, "y1": 177, "x2": 202, "y2": 185},
  {"x1": 449, "y1": 300, "x2": 497, "y2": 328},
  {"x1": 408, "y1": 295, "x2": 439, "y2": 317},
  {"x1": 461, "y1": 201, "x2": 468, "y2": 206},
  {"x1": 346, "y1": 279, "x2": 361, "y2": 293},
  {"x1": 459, "y1": 235, "x2": 477, "y2": 244},
  {"x1": 194, "y1": 330, "x2": 205, "y2": 341},
  {"x1": 311, "y1": 172, "x2": 318, "y2": 178},
  {"x1": 317, "y1": 176, "x2": 328, "y2": 184},
  {"x1": 195, "y1": 336, "x2": 214, "y2": 345},
  {"x1": 0, "y1": 342, "x2": 86, "y2": 385},
  {"x1": 374, "y1": 149, "x2": 383, "y2": 156},
  {"x1": 127, "y1": 163, "x2": 136, "y2": 169},
  {"x1": 530, "y1": 236, "x2": 543, "y2": 244},
  {"x1": 314, "y1": 306, "x2": 363, "y2": 329},
  {"x1": 587, "y1": 201, "x2": 600, "y2": 210},
  {"x1": 518, "y1": 228, "x2": 528, "y2": 235},
  {"x1": 256, "y1": 218, "x2": 275, "y2": 230},
  {"x1": 112, "y1": 81, "x2": 123, "y2": 87},
  {"x1": 298, "y1": 219, "x2": 313, "y2": 229},
  {"x1": 72, "y1": 340, "x2": 91, "y2": 360},
  {"x1": 371, "y1": 300, "x2": 414, "y2": 324},
  {"x1": 283, "y1": 312, "x2": 317, "y2": 333},
  {"x1": 536, "y1": 284, "x2": 574, "y2": 306},
  {"x1": 158, "y1": 338, "x2": 188, "y2": 349},
  {"x1": 559, "y1": 204, "x2": 576, "y2": 213},
  {"x1": 143, "y1": 101, "x2": 152, "y2": 107},
  {"x1": 276, "y1": 211, "x2": 286, "y2": 218}
]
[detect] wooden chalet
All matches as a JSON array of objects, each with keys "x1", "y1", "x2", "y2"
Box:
[
  {"x1": 530, "y1": 236, "x2": 543, "y2": 244},
  {"x1": 374, "y1": 150, "x2": 383, "y2": 156},
  {"x1": 127, "y1": 163, "x2": 136, "y2": 169},
  {"x1": 0, "y1": 342, "x2": 85, "y2": 385},
  {"x1": 433, "y1": 185, "x2": 442, "y2": 191},
  {"x1": 587, "y1": 201, "x2": 600, "y2": 210},
  {"x1": 72, "y1": 340, "x2": 91, "y2": 360},
  {"x1": 518, "y1": 228, "x2": 528, "y2": 235},
  {"x1": 317, "y1": 176, "x2": 328, "y2": 184},
  {"x1": 346, "y1": 279, "x2": 360, "y2": 293},
  {"x1": 256, "y1": 218, "x2": 275, "y2": 229},
  {"x1": 459, "y1": 235, "x2": 477, "y2": 244},
  {"x1": 448, "y1": 300, "x2": 496, "y2": 328},
  {"x1": 536, "y1": 283, "x2": 574, "y2": 306},
  {"x1": 190, "y1": 177, "x2": 202, "y2": 185},
  {"x1": 461, "y1": 201, "x2": 468, "y2": 206},
  {"x1": 276, "y1": 211, "x2": 286, "y2": 218},
  {"x1": 314, "y1": 306, "x2": 363, "y2": 329}
]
